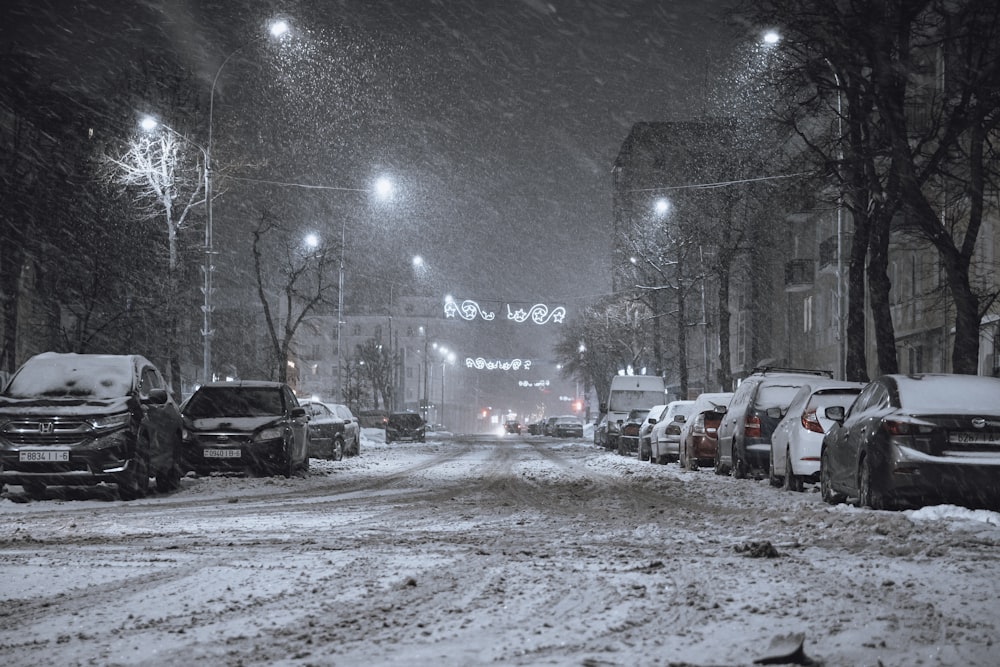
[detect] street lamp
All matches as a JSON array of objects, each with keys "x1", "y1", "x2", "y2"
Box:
[
  {"x1": 335, "y1": 175, "x2": 395, "y2": 400},
  {"x1": 201, "y1": 18, "x2": 290, "y2": 384}
]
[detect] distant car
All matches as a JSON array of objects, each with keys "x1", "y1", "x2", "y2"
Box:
[
  {"x1": 638, "y1": 404, "x2": 669, "y2": 462},
  {"x1": 821, "y1": 374, "x2": 1000, "y2": 511},
  {"x1": 678, "y1": 392, "x2": 733, "y2": 470},
  {"x1": 386, "y1": 412, "x2": 425, "y2": 443},
  {"x1": 543, "y1": 416, "x2": 560, "y2": 436},
  {"x1": 551, "y1": 416, "x2": 584, "y2": 438},
  {"x1": 504, "y1": 420, "x2": 522, "y2": 435},
  {"x1": 301, "y1": 401, "x2": 347, "y2": 461},
  {"x1": 0, "y1": 352, "x2": 184, "y2": 500},
  {"x1": 769, "y1": 381, "x2": 865, "y2": 491},
  {"x1": 617, "y1": 409, "x2": 648, "y2": 455},
  {"x1": 650, "y1": 400, "x2": 695, "y2": 464},
  {"x1": 303, "y1": 401, "x2": 360, "y2": 457},
  {"x1": 181, "y1": 381, "x2": 309, "y2": 477},
  {"x1": 716, "y1": 367, "x2": 833, "y2": 478},
  {"x1": 527, "y1": 419, "x2": 545, "y2": 435}
]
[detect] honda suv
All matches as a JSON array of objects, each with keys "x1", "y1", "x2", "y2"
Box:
[
  {"x1": 0, "y1": 352, "x2": 183, "y2": 500},
  {"x1": 715, "y1": 366, "x2": 832, "y2": 479}
]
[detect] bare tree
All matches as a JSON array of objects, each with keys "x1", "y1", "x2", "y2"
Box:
[
  {"x1": 251, "y1": 210, "x2": 339, "y2": 384},
  {"x1": 356, "y1": 339, "x2": 396, "y2": 409}
]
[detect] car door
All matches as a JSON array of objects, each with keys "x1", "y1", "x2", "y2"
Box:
[
  {"x1": 842, "y1": 382, "x2": 891, "y2": 495},
  {"x1": 137, "y1": 363, "x2": 180, "y2": 473},
  {"x1": 829, "y1": 383, "x2": 877, "y2": 493},
  {"x1": 718, "y1": 379, "x2": 756, "y2": 466},
  {"x1": 335, "y1": 404, "x2": 358, "y2": 448}
]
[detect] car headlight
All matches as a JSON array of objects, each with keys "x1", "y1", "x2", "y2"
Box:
[
  {"x1": 91, "y1": 412, "x2": 131, "y2": 432},
  {"x1": 255, "y1": 427, "x2": 283, "y2": 442}
]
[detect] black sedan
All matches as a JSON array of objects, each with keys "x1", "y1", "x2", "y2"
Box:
[
  {"x1": 181, "y1": 381, "x2": 309, "y2": 477},
  {"x1": 821, "y1": 374, "x2": 1000, "y2": 510},
  {"x1": 301, "y1": 401, "x2": 346, "y2": 461}
]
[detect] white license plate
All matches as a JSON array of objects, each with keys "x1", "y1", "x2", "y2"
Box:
[
  {"x1": 204, "y1": 448, "x2": 242, "y2": 459},
  {"x1": 949, "y1": 431, "x2": 1000, "y2": 444},
  {"x1": 19, "y1": 450, "x2": 70, "y2": 463}
]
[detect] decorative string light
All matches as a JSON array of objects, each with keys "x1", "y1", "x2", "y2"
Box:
[
  {"x1": 444, "y1": 296, "x2": 566, "y2": 324},
  {"x1": 466, "y1": 358, "x2": 533, "y2": 371}
]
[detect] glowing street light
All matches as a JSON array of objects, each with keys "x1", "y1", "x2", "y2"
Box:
[{"x1": 200, "y1": 18, "x2": 291, "y2": 383}]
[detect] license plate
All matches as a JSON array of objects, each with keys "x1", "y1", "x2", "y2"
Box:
[
  {"x1": 19, "y1": 450, "x2": 70, "y2": 462},
  {"x1": 949, "y1": 431, "x2": 1000, "y2": 444},
  {"x1": 204, "y1": 448, "x2": 242, "y2": 458}
]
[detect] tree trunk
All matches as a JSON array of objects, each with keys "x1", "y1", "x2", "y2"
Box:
[
  {"x1": 867, "y1": 212, "x2": 898, "y2": 375},
  {"x1": 715, "y1": 265, "x2": 732, "y2": 391}
]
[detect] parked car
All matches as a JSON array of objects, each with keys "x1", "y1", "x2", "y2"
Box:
[
  {"x1": 551, "y1": 416, "x2": 584, "y2": 438},
  {"x1": 821, "y1": 374, "x2": 1000, "y2": 511},
  {"x1": 715, "y1": 367, "x2": 833, "y2": 478},
  {"x1": 312, "y1": 402, "x2": 360, "y2": 456},
  {"x1": 181, "y1": 381, "x2": 309, "y2": 477},
  {"x1": 301, "y1": 401, "x2": 347, "y2": 461},
  {"x1": 527, "y1": 418, "x2": 545, "y2": 435},
  {"x1": 543, "y1": 415, "x2": 561, "y2": 436},
  {"x1": 504, "y1": 420, "x2": 522, "y2": 435},
  {"x1": 0, "y1": 352, "x2": 184, "y2": 500},
  {"x1": 637, "y1": 404, "x2": 668, "y2": 462},
  {"x1": 385, "y1": 412, "x2": 426, "y2": 443},
  {"x1": 593, "y1": 415, "x2": 608, "y2": 448},
  {"x1": 617, "y1": 408, "x2": 648, "y2": 455},
  {"x1": 650, "y1": 400, "x2": 696, "y2": 464},
  {"x1": 678, "y1": 392, "x2": 733, "y2": 470},
  {"x1": 769, "y1": 380, "x2": 865, "y2": 491},
  {"x1": 602, "y1": 374, "x2": 666, "y2": 453}
]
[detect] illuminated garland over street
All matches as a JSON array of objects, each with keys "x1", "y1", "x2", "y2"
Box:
[
  {"x1": 506, "y1": 303, "x2": 566, "y2": 324},
  {"x1": 518, "y1": 380, "x2": 550, "y2": 387},
  {"x1": 444, "y1": 297, "x2": 565, "y2": 324},
  {"x1": 466, "y1": 358, "x2": 533, "y2": 371}
]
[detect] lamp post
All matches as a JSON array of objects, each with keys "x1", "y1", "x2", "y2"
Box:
[
  {"x1": 200, "y1": 19, "x2": 289, "y2": 384},
  {"x1": 335, "y1": 175, "x2": 395, "y2": 400}
]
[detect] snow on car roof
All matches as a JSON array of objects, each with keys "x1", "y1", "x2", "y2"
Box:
[{"x1": 3, "y1": 352, "x2": 135, "y2": 399}]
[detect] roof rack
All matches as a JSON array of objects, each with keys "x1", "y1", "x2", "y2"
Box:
[{"x1": 750, "y1": 366, "x2": 833, "y2": 378}]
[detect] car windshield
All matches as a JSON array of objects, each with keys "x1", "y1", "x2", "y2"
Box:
[
  {"x1": 3, "y1": 354, "x2": 133, "y2": 400},
  {"x1": 756, "y1": 384, "x2": 809, "y2": 410},
  {"x1": 389, "y1": 413, "x2": 422, "y2": 427},
  {"x1": 184, "y1": 387, "x2": 285, "y2": 418}
]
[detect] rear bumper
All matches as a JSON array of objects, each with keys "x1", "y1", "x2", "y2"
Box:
[{"x1": 887, "y1": 446, "x2": 1000, "y2": 508}]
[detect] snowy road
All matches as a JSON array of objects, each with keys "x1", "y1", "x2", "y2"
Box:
[{"x1": 2, "y1": 432, "x2": 999, "y2": 666}]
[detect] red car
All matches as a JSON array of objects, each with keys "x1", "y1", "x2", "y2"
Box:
[{"x1": 679, "y1": 392, "x2": 733, "y2": 470}]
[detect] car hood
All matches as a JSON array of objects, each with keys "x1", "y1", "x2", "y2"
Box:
[
  {"x1": 0, "y1": 395, "x2": 132, "y2": 417},
  {"x1": 185, "y1": 416, "x2": 284, "y2": 433}
]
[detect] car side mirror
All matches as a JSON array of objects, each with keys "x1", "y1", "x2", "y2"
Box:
[
  {"x1": 715, "y1": 405, "x2": 727, "y2": 415},
  {"x1": 648, "y1": 417, "x2": 657, "y2": 425},
  {"x1": 825, "y1": 406, "x2": 845, "y2": 422},
  {"x1": 674, "y1": 415, "x2": 686, "y2": 423},
  {"x1": 766, "y1": 407, "x2": 782, "y2": 419},
  {"x1": 599, "y1": 403, "x2": 608, "y2": 414},
  {"x1": 291, "y1": 406, "x2": 307, "y2": 419}
]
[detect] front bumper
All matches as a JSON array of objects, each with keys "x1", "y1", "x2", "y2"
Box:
[
  {"x1": 183, "y1": 438, "x2": 286, "y2": 475},
  {"x1": 0, "y1": 430, "x2": 137, "y2": 487}
]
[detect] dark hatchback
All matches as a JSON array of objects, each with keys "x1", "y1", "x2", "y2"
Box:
[
  {"x1": 386, "y1": 412, "x2": 425, "y2": 443},
  {"x1": 0, "y1": 352, "x2": 183, "y2": 500},
  {"x1": 821, "y1": 373, "x2": 1000, "y2": 511},
  {"x1": 181, "y1": 381, "x2": 309, "y2": 477}
]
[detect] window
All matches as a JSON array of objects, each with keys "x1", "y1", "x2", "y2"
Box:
[{"x1": 803, "y1": 295, "x2": 813, "y2": 333}]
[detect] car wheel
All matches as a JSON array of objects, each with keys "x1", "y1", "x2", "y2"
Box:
[
  {"x1": 768, "y1": 449, "x2": 783, "y2": 487},
  {"x1": 118, "y1": 441, "x2": 150, "y2": 501},
  {"x1": 820, "y1": 448, "x2": 845, "y2": 504},
  {"x1": 713, "y1": 450, "x2": 726, "y2": 476},
  {"x1": 155, "y1": 440, "x2": 183, "y2": 493},
  {"x1": 858, "y1": 454, "x2": 889, "y2": 510},
  {"x1": 783, "y1": 448, "x2": 803, "y2": 492},
  {"x1": 331, "y1": 437, "x2": 344, "y2": 462},
  {"x1": 731, "y1": 446, "x2": 747, "y2": 479}
]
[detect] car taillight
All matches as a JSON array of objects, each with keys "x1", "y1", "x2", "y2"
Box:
[
  {"x1": 692, "y1": 414, "x2": 706, "y2": 435},
  {"x1": 745, "y1": 414, "x2": 761, "y2": 438},
  {"x1": 881, "y1": 419, "x2": 934, "y2": 436},
  {"x1": 800, "y1": 408, "x2": 824, "y2": 434}
]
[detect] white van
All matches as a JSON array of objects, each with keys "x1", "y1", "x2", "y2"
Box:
[{"x1": 600, "y1": 375, "x2": 666, "y2": 452}]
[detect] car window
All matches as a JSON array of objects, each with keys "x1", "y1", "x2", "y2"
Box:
[{"x1": 305, "y1": 403, "x2": 332, "y2": 418}]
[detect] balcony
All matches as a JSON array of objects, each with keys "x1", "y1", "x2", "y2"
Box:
[{"x1": 784, "y1": 259, "x2": 815, "y2": 293}]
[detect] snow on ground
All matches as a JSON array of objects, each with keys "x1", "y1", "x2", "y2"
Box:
[{"x1": 2, "y1": 428, "x2": 1000, "y2": 666}]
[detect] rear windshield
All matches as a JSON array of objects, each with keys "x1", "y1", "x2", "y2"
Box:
[
  {"x1": 755, "y1": 384, "x2": 808, "y2": 410},
  {"x1": 4, "y1": 355, "x2": 133, "y2": 399},
  {"x1": 184, "y1": 387, "x2": 285, "y2": 418}
]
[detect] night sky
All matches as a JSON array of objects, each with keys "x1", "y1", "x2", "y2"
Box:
[{"x1": 4, "y1": 0, "x2": 742, "y2": 408}]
